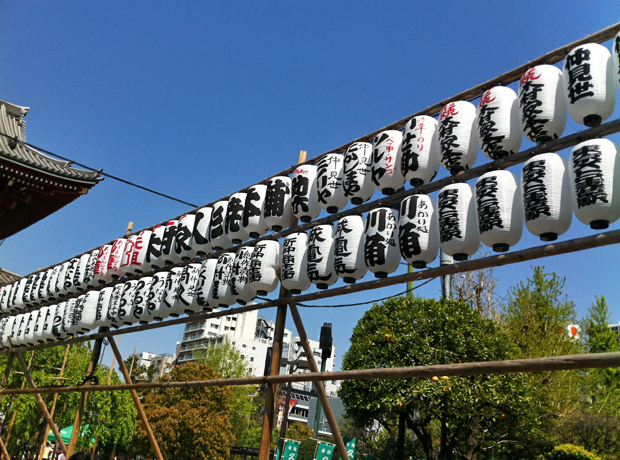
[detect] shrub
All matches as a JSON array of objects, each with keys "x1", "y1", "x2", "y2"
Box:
[{"x1": 546, "y1": 444, "x2": 602, "y2": 460}]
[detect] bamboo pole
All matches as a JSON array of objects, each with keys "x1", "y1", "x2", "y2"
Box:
[
  {"x1": 39, "y1": 345, "x2": 70, "y2": 460},
  {"x1": 13, "y1": 351, "x2": 67, "y2": 455},
  {"x1": 288, "y1": 303, "x2": 348, "y2": 460},
  {"x1": 5, "y1": 351, "x2": 35, "y2": 445},
  {"x1": 108, "y1": 337, "x2": 164, "y2": 460},
  {"x1": 67, "y1": 338, "x2": 104, "y2": 456},
  {"x1": 2, "y1": 352, "x2": 619, "y2": 396}
]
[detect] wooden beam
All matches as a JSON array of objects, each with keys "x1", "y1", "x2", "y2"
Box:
[
  {"x1": 108, "y1": 337, "x2": 164, "y2": 460},
  {"x1": 288, "y1": 303, "x2": 348, "y2": 460},
  {"x1": 13, "y1": 351, "x2": 67, "y2": 455}
]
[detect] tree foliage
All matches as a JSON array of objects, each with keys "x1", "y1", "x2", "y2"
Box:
[{"x1": 136, "y1": 362, "x2": 234, "y2": 460}]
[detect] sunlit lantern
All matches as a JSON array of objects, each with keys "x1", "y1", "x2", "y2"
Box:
[
  {"x1": 521, "y1": 153, "x2": 572, "y2": 241},
  {"x1": 175, "y1": 214, "x2": 197, "y2": 261},
  {"x1": 176, "y1": 263, "x2": 202, "y2": 314},
  {"x1": 437, "y1": 101, "x2": 478, "y2": 175},
  {"x1": 95, "y1": 287, "x2": 114, "y2": 328},
  {"x1": 477, "y1": 87, "x2": 522, "y2": 160},
  {"x1": 563, "y1": 43, "x2": 615, "y2": 127},
  {"x1": 118, "y1": 280, "x2": 139, "y2": 325},
  {"x1": 343, "y1": 142, "x2": 375, "y2": 204},
  {"x1": 163, "y1": 267, "x2": 184, "y2": 317},
  {"x1": 518, "y1": 65, "x2": 567, "y2": 145},
  {"x1": 249, "y1": 241, "x2": 281, "y2": 296},
  {"x1": 147, "y1": 271, "x2": 170, "y2": 321},
  {"x1": 107, "y1": 238, "x2": 128, "y2": 280},
  {"x1": 230, "y1": 247, "x2": 257, "y2": 305},
  {"x1": 133, "y1": 276, "x2": 154, "y2": 324},
  {"x1": 307, "y1": 224, "x2": 338, "y2": 289},
  {"x1": 161, "y1": 220, "x2": 179, "y2": 265},
  {"x1": 401, "y1": 117, "x2": 439, "y2": 186},
  {"x1": 475, "y1": 170, "x2": 524, "y2": 252},
  {"x1": 292, "y1": 165, "x2": 321, "y2": 222},
  {"x1": 264, "y1": 176, "x2": 293, "y2": 231},
  {"x1": 77, "y1": 291, "x2": 99, "y2": 333},
  {"x1": 399, "y1": 195, "x2": 439, "y2": 268},
  {"x1": 372, "y1": 131, "x2": 405, "y2": 194},
  {"x1": 147, "y1": 224, "x2": 170, "y2": 269},
  {"x1": 569, "y1": 138, "x2": 620, "y2": 229},
  {"x1": 130, "y1": 230, "x2": 153, "y2": 273},
  {"x1": 243, "y1": 185, "x2": 268, "y2": 238},
  {"x1": 364, "y1": 208, "x2": 400, "y2": 278},
  {"x1": 196, "y1": 259, "x2": 218, "y2": 310},
  {"x1": 334, "y1": 216, "x2": 367, "y2": 283},
  {"x1": 226, "y1": 192, "x2": 249, "y2": 244},
  {"x1": 438, "y1": 183, "x2": 481, "y2": 261},
  {"x1": 118, "y1": 235, "x2": 138, "y2": 277},
  {"x1": 281, "y1": 232, "x2": 311, "y2": 294},
  {"x1": 211, "y1": 201, "x2": 232, "y2": 251},
  {"x1": 210, "y1": 253, "x2": 236, "y2": 306},
  {"x1": 192, "y1": 207, "x2": 214, "y2": 255}
]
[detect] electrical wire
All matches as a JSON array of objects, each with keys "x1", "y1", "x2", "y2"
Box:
[{"x1": 0, "y1": 132, "x2": 199, "y2": 208}]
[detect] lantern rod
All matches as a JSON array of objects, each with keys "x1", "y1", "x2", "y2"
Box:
[
  {"x1": 5, "y1": 227, "x2": 620, "y2": 356},
  {"x1": 1, "y1": 352, "x2": 619, "y2": 395},
  {"x1": 25, "y1": 22, "x2": 620, "y2": 276}
]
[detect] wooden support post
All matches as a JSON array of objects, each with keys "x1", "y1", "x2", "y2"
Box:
[
  {"x1": 39, "y1": 345, "x2": 70, "y2": 460},
  {"x1": 13, "y1": 351, "x2": 67, "y2": 455},
  {"x1": 67, "y1": 339, "x2": 104, "y2": 457},
  {"x1": 288, "y1": 303, "x2": 348, "y2": 460},
  {"x1": 108, "y1": 337, "x2": 164, "y2": 460}
]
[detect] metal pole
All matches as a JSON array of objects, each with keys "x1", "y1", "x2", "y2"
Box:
[{"x1": 108, "y1": 337, "x2": 164, "y2": 460}]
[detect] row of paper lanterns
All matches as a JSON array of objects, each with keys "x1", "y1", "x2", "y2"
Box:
[{"x1": 1, "y1": 135, "x2": 619, "y2": 336}]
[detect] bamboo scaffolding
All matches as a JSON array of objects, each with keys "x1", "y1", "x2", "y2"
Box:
[{"x1": 1, "y1": 352, "x2": 619, "y2": 396}]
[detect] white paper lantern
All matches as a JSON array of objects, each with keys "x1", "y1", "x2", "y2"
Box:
[
  {"x1": 371, "y1": 131, "x2": 406, "y2": 194},
  {"x1": 118, "y1": 280, "x2": 139, "y2": 325},
  {"x1": 77, "y1": 291, "x2": 99, "y2": 333},
  {"x1": 130, "y1": 230, "x2": 153, "y2": 273},
  {"x1": 175, "y1": 214, "x2": 197, "y2": 261},
  {"x1": 437, "y1": 101, "x2": 479, "y2": 174},
  {"x1": 192, "y1": 207, "x2": 214, "y2": 255},
  {"x1": 292, "y1": 166, "x2": 322, "y2": 222},
  {"x1": 364, "y1": 208, "x2": 400, "y2": 278},
  {"x1": 333, "y1": 215, "x2": 367, "y2": 283},
  {"x1": 477, "y1": 87, "x2": 522, "y2": 160},
  {"x1": 281, "y1": 232, "x2": 311, "y2": 294},
  {"x1": 564, "y1": 43, "x2": 615, "y2": 127},
  {"x1": 196, "y1": 259, "x2": 218, "y2": 310},
  {"x1": 176, "y1": 263, "x2": 202, "y2": 314},
  {"x1": 107, "y1": 238, "x2": 128, "y2": 280},
  {"x1": 475, "y1": 170, "x2": 524, "y2": 252},
  {"x1": 95, "y1": 287, "x2": 114, "y2": 328},
  {"x1": 264, "y1": 176, "x2": 293, "y2": 231},
  {"x1": 438, "y1": 183, "x2": 481, "y2": 261},
  {"x1": 401, "y1": 117, "x2": 440, "y2": 186},
  {"x1": 316, "y1": 154, "x2": 348, "y2": 213},
  {"x1": 147, "y1": 271, "x2": 170, "y2": 321},
  {"x1": 94, "y1": 244, "x2": 113, "y2": 285},
  {"x1": 249, "y1": 241, "x2": 281, "y2": 296},
  {"x1": 343, "y1": 142, "x2": 375, "y2": 204},
  {"x1": 106, "y1": 283, "x2": 125, "y2": 328},
  {"x1": 52, "y1": 303, "x2": 67, "y2": 340},
  {"x1": 243, "y1": 186, "x2": 269, "y2": 238},
  {"x1": 147, "y1": 224, "x2": 170, "y2": 269},
  {"x1": 133, "y1": 276, "x2": 154, "y2": 324},
  {"x1": 73, "y1": 253, "x2": 92, "y2": 292},
  {"x1": 226, "y1": 192, "x2": 250, "y2": 244},
  {"x1": 399, "y1": 195, "x2": 439, "y2": 268},
  {"x1": 162, "y1": 267, "x2": 184, "y2": 317},
  {"x1": 230, "y1": 247, "x2": 257, "y2": 305},
  {"x1": 160, "y1": 220, "x2": 179, "y2": 265},
  {"x1": 24, "y1": 311, "x2": 38, "y2": 345},
  {"x1": 210, "y1": 253, "x2": 236, "y2": 306},
  {"x1": 118, "y1": 235, "x2": 138, "y2": 278},
  {"x1": 307, "y1": 224, "x2": 338, "y2": 289},
  {"x1": 569, "y1": 138, "x2": 620, "y2": 229},
  {"x1": 211, "y1": 201, "x2": 232, "y2": 250},
  {"x1": 518, "y1": 65, "x2": 567, "y2": 144}
]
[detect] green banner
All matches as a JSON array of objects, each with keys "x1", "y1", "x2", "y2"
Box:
[
  {"x1": 343, "y1": 437, "x2": 358, "y2": 459},
  {"x1": 314, "y1": 441, "x2": 335, "y2": 460}
]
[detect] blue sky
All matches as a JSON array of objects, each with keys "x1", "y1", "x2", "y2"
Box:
[{"x1": 1, "y1": 2, "x2": 620, "y2": 369}]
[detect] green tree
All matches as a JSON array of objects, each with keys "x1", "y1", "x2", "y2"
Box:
[
  {"x1": 136, "y1": 362, "x2": 234, "y2": 460},
  {"x1": 195, "y1": 336, "x2": 257, "y2": 446},
  {"x1": 339, "y1": 296, "x2": 533, "y2": 460}
]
